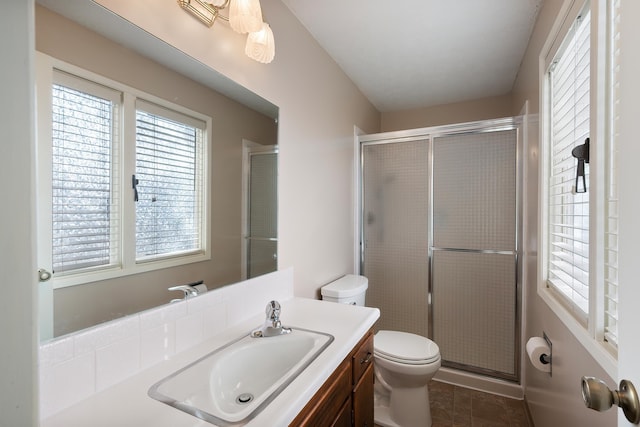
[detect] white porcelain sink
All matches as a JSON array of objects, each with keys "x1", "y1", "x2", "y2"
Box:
[{"x1": 148, "y1": 327, "x2": 334, "y2": 426}]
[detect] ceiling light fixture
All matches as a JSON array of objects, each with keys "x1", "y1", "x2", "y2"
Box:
[{"x1": 178, "y1": 0, "x2": 275, "y2": 64}]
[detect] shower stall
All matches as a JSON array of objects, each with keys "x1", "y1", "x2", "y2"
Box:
[{"x1": 360, "y1": 118, "x2": 521, "y2": 382}]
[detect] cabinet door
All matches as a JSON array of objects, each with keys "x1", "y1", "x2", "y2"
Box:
[
  {"x1": 331, "y1": 396, "x2": 352, "y2": 427},
  {"x1": 353, "y1": 363, "x2": 374, "y2": 427},
  {"x1": 290, "y1": 359, "x2": 351, "y2": 426},
  {"x1": 352, "y1": 333, "x2": 373, "y2": 384}
]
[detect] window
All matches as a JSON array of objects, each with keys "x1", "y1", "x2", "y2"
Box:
[
  {"x1": 38, "y1": 57, "x2": 211, "y2": 287},
  {"x1": 540, "y1": 0, "x2": 620, "y2": 368},
  {"x1": 546, "y1": 8, "x2": 591, "y2": 321},
  {"x1": 134, "y1": 101, "x2": 206, "y2": 261},
  {"x1": 51, "y1": 74, "x2": 120, "y2": 273}
]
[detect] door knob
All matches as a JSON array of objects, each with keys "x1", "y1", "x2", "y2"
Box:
[
  {"x1": 581, "y1": 377, "x2": 640, "y2": 424},
  {"x1": 38, "y1": 268, "x2": 52, "y2": 282}
]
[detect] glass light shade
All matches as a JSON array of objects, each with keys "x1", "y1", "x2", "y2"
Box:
[
  {"x1": 229, "y1": 0, "x2": 263, "y2": 34},
  {"x1": 245, "y1": 22, "x2": 275, "y2": 64}
]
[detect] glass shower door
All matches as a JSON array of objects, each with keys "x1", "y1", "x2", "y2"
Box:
[
  {"x1": 361, "y1": 139, "x2": 430, "y2": 336},
  {"x1": 431, "y1": 129, "x2": 518, "y2": 380},
  {"x1": 359, "y1": 121, "x2": 520, "y2": 383},
  {"x1": 246, "y1": 150, "x2": 278, "y2": 279}
]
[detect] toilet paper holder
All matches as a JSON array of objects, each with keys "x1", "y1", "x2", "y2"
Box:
[
  {"x1": 539, "y1": 332, "x2": 552, "y2": 376},
  {"x1": 540, "y1": 332, "x2": 552, "y2": 366},
  {"x1": 526, "y1": 333, "x2": 553, "y2": 376}
]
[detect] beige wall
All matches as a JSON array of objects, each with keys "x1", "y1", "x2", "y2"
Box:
[
  {"x1": 381, "y1": 94, "x2": 513, "y2": 132},
  {"x1": 512, "y1": 1, "x2": 616, "y2": 426},
  {"x1": 36, "y1": 6, "x2": 278, "y2": 336}
]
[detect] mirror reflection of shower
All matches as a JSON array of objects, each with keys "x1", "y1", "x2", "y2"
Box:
[{"x1": 242, "y1": 141, "x2": 278, "y2": 279}]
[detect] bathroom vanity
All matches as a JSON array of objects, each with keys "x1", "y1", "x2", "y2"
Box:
[
  {"x1": 292, "y1": 330, "x2": 374, "y2": 426},
  {"x1": 40, "y1": 296, "x2": 379, "y2": 427}
]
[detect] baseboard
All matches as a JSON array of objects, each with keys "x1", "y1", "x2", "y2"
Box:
[{"x1": 523, "y1": 394, "x2": 535, "y2": 426}]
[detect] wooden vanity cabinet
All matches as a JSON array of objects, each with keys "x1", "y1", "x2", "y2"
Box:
[
  {"x1": 351, "y1": 331, "x2": 374, "y2": 427},
  {"x1": 291, "y1": 330, "x2": 374, "y2": 427}
]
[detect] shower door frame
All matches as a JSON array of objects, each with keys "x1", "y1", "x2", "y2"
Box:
[
  {"x1": 241, "y1": 141, "x2": 279, "y2": 280},
  {"x1": 358, "y1": 117, "x2": 523, "y2": 383}
]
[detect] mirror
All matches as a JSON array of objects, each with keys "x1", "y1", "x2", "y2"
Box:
[{"x1": 36, "y1": 1, "x2": 279, "y2": 340}]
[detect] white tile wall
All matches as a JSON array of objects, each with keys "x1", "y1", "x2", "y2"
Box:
[{"x1": 38, "y1": 268, "x2": 294, "y2": 419}]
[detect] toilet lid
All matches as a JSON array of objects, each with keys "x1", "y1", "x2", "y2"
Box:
[{"x1": 374, "y1": 330, "x2": 440, "y2": 364}]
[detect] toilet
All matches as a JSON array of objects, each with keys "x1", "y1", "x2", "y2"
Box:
[{"x1": 321, "y1": 275, "x2": 441, "y2": 427}]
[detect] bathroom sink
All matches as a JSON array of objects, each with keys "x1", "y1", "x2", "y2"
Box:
[{"x1": 148, "y1": 327, "x2": 334, "y2": 426}]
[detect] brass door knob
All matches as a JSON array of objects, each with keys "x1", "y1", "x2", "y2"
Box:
[{"x1": 581, "y1": 377, "x2": 640, "y2": 424}]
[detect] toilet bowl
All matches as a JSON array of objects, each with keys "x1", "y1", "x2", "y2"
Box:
[
  {"x1": 373, "y1": 330, "x2": 441, "y2": 427},
  {"x1": 320, "y1": 275, "x2": 442, "y2": 427}
]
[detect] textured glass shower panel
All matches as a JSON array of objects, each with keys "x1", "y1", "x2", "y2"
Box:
[
  {"x1": 362, "y1": 140, "x2": 429, "y2": 336},
  {"x1": 432, "y1": 130, "x2": 517, "y2": 251},
  {"x1": 247, "y1": 152, "x2": 277, "y2": 278},
  {"x1": 432, "y1": 251, "x2": 516, "y2": 375},
  {"x1": 431, "y1": 129, "x2": 517, "y2": 378},
  {"x1": 248, "y1": 239, "x2": 277, "y2": 278},
  {"x1": 249, "y1": 153, "x2": 277, "y2": 238}
]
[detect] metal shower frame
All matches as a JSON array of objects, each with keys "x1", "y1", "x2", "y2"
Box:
[{"x1": 357, "y1": 116, "x2": 524, "y2": 383}]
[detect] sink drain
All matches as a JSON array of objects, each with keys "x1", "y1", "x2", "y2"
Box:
[{"x1": 236, "y1": 393, "x2": 254, "y2": 404}]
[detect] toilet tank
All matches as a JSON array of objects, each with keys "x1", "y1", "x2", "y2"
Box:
[{"x1": 321, "y1": 275, "x2": 368, "y2": 306}]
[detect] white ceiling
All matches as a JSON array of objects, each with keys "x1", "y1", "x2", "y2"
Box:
[{"x1": 281, "y1": 0, "x2": 543, "y2": 112}]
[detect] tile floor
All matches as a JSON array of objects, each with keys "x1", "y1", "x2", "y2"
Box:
[
  {"x1": 376, "y1": 380, "x2": 533, "y2": 427},
  {"x1": 429, "y1": 381, "x2": 532, "y2": 427}
]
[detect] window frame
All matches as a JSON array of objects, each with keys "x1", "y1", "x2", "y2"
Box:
[
  {"x1": 134, "y1": 99, "x2": 207, "y2": 263},
  {"x1": 36, "y1": 53, "x2": 212, "y2": 289},
  {"x1": 538, "y1": 0, "x2": 617, "y2": 378},
  {"x1": 50, "y1": 71, "x2": 122, "y2": 274},
  {"x1": 545, "y1": 6, "x2": 592, "y2": 323}
]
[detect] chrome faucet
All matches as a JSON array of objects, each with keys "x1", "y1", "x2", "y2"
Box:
[
  {"x1": 168, "y1": 281, "x2": 207, "y2": 303},
  {"x1": 252, "y1": 301, "x2": 292, "y2": 338}
]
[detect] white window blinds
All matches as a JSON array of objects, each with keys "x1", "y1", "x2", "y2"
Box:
[
  {"x1": 547, "y1": 9, "x2": 591, "y2": 319},
  {"x1": 51, "y1": 73, "x2": 120, "y2": 273},
  {"x1": 134, "y1": 100, "x2": 205, "y2": 260},
  {"x1": 604, "y1": 0, "x2": 621, "y2": 346}
]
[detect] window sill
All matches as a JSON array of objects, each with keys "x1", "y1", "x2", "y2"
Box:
[
  {"x1": 52, "y1": 251, "x2": 210, "y2": 289},
  {"x1": 538, "y1": 284, "x2": 617, "y2": 380}
]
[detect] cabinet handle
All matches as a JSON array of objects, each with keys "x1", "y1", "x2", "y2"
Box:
[{"x1": 360, "y1": 352, "x2": 373, "y2": 365}]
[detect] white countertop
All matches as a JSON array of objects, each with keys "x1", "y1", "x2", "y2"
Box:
[{"x1": 41, "y1": 297, "x2": 379, "y2": 427}]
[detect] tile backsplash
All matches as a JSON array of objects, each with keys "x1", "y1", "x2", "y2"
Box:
[{"x1": 39, "y1": 268, "x2": 294, "y2": 419}]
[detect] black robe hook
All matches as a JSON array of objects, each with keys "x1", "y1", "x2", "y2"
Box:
[{"x1": 572, "y1": 137, "x2": 590, "y2": 193}]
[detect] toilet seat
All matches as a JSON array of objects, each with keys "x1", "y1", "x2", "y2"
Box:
[{"x1": 374, "y1": 330, "x2": 440, "y2": 365}]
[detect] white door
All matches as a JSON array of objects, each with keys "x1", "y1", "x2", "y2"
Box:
[
  {"x1": 616, "y1": 1, "x2": 640, "y2": 426},
  {"x1": 35, "y1": 52, "x2": 54, "y2": 341}
]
